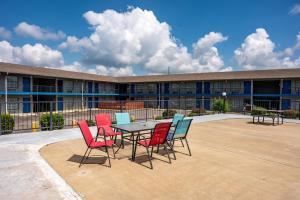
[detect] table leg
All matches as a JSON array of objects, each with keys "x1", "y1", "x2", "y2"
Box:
[{"x1": 131, "y1": 132, "x2": 135, "y2": 161}]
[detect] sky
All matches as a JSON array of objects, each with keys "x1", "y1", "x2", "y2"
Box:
[{"x1": 0, "y1": 0, "x2": 300, "y2": 76}]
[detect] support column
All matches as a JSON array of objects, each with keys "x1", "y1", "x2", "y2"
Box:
[
  {"x1": 202, "y1": 81, "x2": 204, "y2": 108},
  {"x1": 279, "y1": 79, "x2": 283, "y2": 110},
  {"x1": 30, "y1": 76, "x2": 33, "y2": 113},
  {"x1": 81, "y1": 81, "x2": 84, "y2": 109},
  {"x1": 250, "y1": 79, "x2": 253, "y2": 110},
  {"x1": 55, "y1": 78, "x2": 58, "y2": 111},
  {"x1": 5, "y1": 74, "x2": 7, "y2": 113}
]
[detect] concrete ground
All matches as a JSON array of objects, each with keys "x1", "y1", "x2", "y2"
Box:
[
  {"x1": 0, "y1": 113, "x2": 299, "y2": 200},
  {"x1": 40, "y1": 118, "x2": 300, "y2": 200}
]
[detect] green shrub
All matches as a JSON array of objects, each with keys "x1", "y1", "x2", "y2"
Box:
[
  {"x1": 188, "y1": 112, "x2": 198, "y2": 117},
  {"x1": 251, "y1": 107, "x2": 267, "y2": 116},
  {"x1": 282, "y1": 110, "x2": 299, "y2": 119},
  {"x1": 188, "y1": 108, "x2": 206, "y2": 117},
  {"x1": 212, "y1": 98, "x2": 229, "y2": 113},
  {"x1": 86, "y1": 119, "x2": 96, "y2": 127},
  {"x1": 162, "y1": 109, "x2": 177, "y2": 118},
  {"x1": 40, "y1": 113, "x2": 64, "y2": 130},
  {"x1": 155, "y1": 116, "x2": 163, "y2": 120},
  {"x1": 0, "y1": 114, "x2": 14, "y2": 134}
]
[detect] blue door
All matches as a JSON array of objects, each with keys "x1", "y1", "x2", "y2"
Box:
[
  {"x1": 88, "y1": 97, "x2": 93, "y2": 108},
  {"x1": 57, "y1": 80, "x2": 63, "y2": 93},
  {"x1": 244, "y1": 81, "x2": 251, "y2": 94},
  {"x1": 281, "y1": 99, "x2": 290, "y2": 110},
  {"x1": 282, "y1": 80, "x2": 291, "y2": 94},
  {"x1": 88, "y1": 82, "x2": 93, "y2": 93},
  {"x1": 204, "y1": 82, "x2": 210, "y2": 95},
  {"x1": 196, "y1": 98, "x2": 202, "y2": 108},
  {"x1": 94, "y1": 83, "x2": 99, "y2": 93},
  {"x1": 23, "y1": 77, "x2": 31, "y2": 92},
  {"x1": 131, "y1": 84, "x2": 135, "y2": 94},
  {"x1": 57, "y1": 97, "x2": 63, "y2": 111},
  {"x1": 23, "y1": 97, "x2": 31, "y2": 113},
  {"x1": 94, "y1": 97, "x2": 99, "y2": 108},
  {"x1": 204, "y1": 99, "x2": 210, "y2": 110},
  {"x1": 196, "y1": 82, "x2": 202, "y2": 95},
  {"x1": 164, "y1": 83, "x2": 169, "y2": 95}
]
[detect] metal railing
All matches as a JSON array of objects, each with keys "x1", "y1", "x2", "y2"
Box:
[{"x1": 0, "y1": 98, "x2": 299, "y2": 134}]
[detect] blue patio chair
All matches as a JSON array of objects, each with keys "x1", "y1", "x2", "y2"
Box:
[
  {"x1": 167, "y1": 118, "x2": 193, "y2": 158},
  {"x1": 115, "y1": 112, "x2": 131, "y2": 147},
  {"x1": 171, "y1": 113, "x2": 185, "y2": 126},
  {"x1": 115, "y1": 112, "x2": 131, "y2": 125}
]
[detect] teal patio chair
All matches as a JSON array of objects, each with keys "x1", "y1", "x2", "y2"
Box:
[
  {"x1": 171, "y1": 113, "x2": 185, "y2": 126},
  {"x1": 167, "y1": 118, "x2": 193, "y2": 158},
  {"x1": 115, "y1": 112, "x2": 131, "y2": 125},
  {"x1": 115, "y1": 112, "x2": 131, "y2": 147}
]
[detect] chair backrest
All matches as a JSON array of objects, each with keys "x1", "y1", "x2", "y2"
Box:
[
  {"x1": 174, "y1": 119, "x2": 193, "y2": 138},
  {"x1": 95, "y1": 113, "x2": 112, "y2": 127},
  {"x1": 78, "y1": 120, "x2": 94, "y2": 147},
  {"x1": 149, "y1": 122, "x2": 172, "y2": 146},
  {"x1": 172, "y1": 114, "x2": 184, "y2": 126},
  {"x1": 115, "y1": 112, "x2": 131, "y2": 125}
]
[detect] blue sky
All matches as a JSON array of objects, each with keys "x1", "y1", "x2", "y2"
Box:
[{"x1": 0, "y1": 0, "x2": 300, "y2": 76}]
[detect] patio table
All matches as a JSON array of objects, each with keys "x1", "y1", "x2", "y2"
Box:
[
  {"x1": 111, "y1": 121, "x2": 159, "y2": 161},
  {"x1": 267, "y1": 110, "x2": 284, "y2": 124}
]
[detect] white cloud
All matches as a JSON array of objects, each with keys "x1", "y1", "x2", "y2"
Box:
[
  {"x1": 0, "y1": 40, "x2": 63, "y2": 67},
  {"x1": 95, "y1": 65, "x2": 135, "y2": 76},
  {"x1": 0, "y1": 27, "x2": 11, "y2": 39},
  {"x1": 289, "y1": 4, "x2": 300, "y2": 15},
  {"x1": 60, "y1": 7, "x2": 229, "y2": 74},
  {"x1": 15, "y1": 22, "x2": 66, "y2": 40},
  {"x1": 234, "y1": 28, "x2": 300, "y2": 70},
  {"x1": 0, "y1": 40, "x2": 132, "y2": 76}
]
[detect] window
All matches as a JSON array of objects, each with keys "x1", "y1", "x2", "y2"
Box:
[
  {"x1": 7, "y1": 97, "x2": 19, "y2": 113},
  {"x1": 7, "y1": 76, "x2": 18, "y2": 90}
]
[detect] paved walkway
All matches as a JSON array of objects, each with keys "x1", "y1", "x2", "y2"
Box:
[{"x1": 0, "y1": 114, "x2": 298, "y2": 199}]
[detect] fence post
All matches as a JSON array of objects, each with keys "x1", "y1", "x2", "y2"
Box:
[
  {"x1": 50, "y1": 102, "x2": 53, "y2": 131},
  {"x1": 89, "y1": 106, "x2": 92, "y2": 121},
  {"x1": 120, "y1": 100, "x2": 123, "y2": 113},
  {"x1": 185, "y1": 98, "x2": 187, "y2": 116},
  {"x1": 146, "y1": 107, "x2": 148, "y2": 121},
  {"x1": 0, "y1": 105, "x2": 2, "y2": 135},
  {"x1": 298, "y1": 101, "x2": 300, "y2": 120},
  {"x1": 167, "y1": 99, "x2": 169, "y2": 118}
]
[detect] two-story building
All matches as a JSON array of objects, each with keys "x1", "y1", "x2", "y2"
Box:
[{"x1": 0, "y1": 62, "x2": 300, "y2": 113}]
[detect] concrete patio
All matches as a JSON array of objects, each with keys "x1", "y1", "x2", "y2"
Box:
[{"x1": 1, "y1": 114, "x2": 300, "y2": 200}]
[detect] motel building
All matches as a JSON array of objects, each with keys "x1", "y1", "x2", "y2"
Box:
[{"x1": 0, "y1": 62, "x2": 300, "y2": 114}]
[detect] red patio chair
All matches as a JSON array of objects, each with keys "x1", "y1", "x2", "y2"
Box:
[
  {"x1": 78, "y1": 120, "x2": 115, "y2": 167},
  {"x1": 95, "y1": 114, "x2": 123, "y2": 148},
  {"x1": 134, "y1": 122, "x2": 172, "y2": 169}
]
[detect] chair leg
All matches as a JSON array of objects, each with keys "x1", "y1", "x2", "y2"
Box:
[
  {"x1": 79, "y1": 147, "x2": 89, "y2": 167},
  {"x1": 164, "y1": 144, "x2": 171, "y2": 164},
  {"x1": 146, "y1": 146, "x2": 153, "y2": 169},
  {"x1": 167, "y1": 141, "x2": 176, "y2": 160},
  {"x1": 185, "y1": 138, "x2": 192, "y2": 156},
  {"x1": 86, "y1": 148, "x2": 92, "y2": 159},
  {"x1": 150, "y1": 146, "x2": 154, "y2": 157},
  {"x1": 180, "y1": 138, "x2": 185, "y2": 147},
  {"x1": 156, "y1": 144, "x2": 160, "y2": 153},
  {"x1": 105, "y1": 146, "x2": 111, "y2": 167},
  {"x1": 121, "y1": 134, "x2": 125, "y2": 149},
  {"x1": 111, "y1": 144, "x2": 116, "y2": 159}
]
